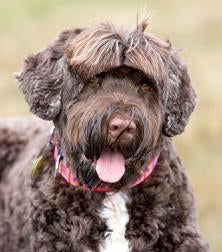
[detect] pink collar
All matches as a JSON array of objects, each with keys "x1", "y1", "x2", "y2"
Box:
[{"x1": 54, "y1": 145, "x2": 158, "y2": 192}]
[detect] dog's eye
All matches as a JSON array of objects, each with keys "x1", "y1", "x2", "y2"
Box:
[
  {"x1": 141, "y1": 83, "x2": 153, "y2": 91},
  {"x1": 142, "y1": 83, "x2": 150, "y2": 87},
  {"x1": 140, "y1": 76, "x2": 157, "y2": 92}
]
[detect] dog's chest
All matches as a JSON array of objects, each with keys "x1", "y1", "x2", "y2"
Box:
[{"x1": 99, "y1": 192, "x2": 130, "y2": 252}]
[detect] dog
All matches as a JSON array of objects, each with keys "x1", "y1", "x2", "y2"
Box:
[{"x1": 0, "y1": 20, "x2": 209, "y2": 251}]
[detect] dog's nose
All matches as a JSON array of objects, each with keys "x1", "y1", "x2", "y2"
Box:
[{"x1": 108, "y1": 116, "x2": 136, "y2": 140}]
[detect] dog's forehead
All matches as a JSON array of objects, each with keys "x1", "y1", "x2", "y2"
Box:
[
  {"x1": 66, "y1": 22, "x2": 172, "y2": 81},
  {"x1": 100, "y1": 66, "x2": 155, "y2": 87}
]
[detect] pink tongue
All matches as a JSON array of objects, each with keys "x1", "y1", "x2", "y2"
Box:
[{"x1": 95, "y1": 151, "x2": 125, "y2": 183}]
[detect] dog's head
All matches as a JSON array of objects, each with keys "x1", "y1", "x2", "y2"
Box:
[{"x1": 16, "y1": 21, "x2": 196, "y2": 190}]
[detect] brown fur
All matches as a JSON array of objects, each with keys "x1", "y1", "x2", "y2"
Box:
[
  {"x1": 66, "y1": 21, "x2": 170, "y2": 81},
  {"x1": 0, "y1": 19, "x2": 209, "y2": 251}
]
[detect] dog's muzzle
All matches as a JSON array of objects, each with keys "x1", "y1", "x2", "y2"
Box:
[{"x1": 108, "y1": 115, "x2": 137, "y2": 143}]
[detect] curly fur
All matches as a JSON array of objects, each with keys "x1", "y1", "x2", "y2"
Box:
[{"x1": 0, "y1": 19, "x2": 209, "y2": 252}]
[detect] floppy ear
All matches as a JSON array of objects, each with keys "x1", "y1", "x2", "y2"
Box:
[
  {"x1": 162, "y1": 50, "x2": 197, "y2": 137},
  {"x1": 15, "y1": 29, "x2": 80, "y2": 120}
]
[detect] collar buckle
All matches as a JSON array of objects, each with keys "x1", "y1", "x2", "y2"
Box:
[{"x1": 54, "y1": 153, "x2": 62, "y2": 178}]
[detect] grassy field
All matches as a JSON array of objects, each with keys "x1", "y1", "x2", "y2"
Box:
[{"x1": 0, "y1": 0, "x2": 221, "y2": 250}]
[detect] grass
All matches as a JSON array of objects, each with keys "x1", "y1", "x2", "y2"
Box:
[{"x1": 0, "y1": 0, "x2": 221, "y2": 250}]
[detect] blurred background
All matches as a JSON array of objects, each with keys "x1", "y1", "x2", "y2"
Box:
[{"x1": 0, "y1": 0, "x2": 221, "y2": 250}]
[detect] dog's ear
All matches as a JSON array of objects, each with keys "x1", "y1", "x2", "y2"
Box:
[
  {"x1": 162, "y1": 50, "x2": 197, "y2": 137},
  {"x1": 15, "y1": 29, "x2": 79, "y2": 120}
]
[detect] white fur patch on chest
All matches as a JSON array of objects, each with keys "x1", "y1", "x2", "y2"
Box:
[{"x1": 99, "y1": 192, "x2": 130, "y2": 252}]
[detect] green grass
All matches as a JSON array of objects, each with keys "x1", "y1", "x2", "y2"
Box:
[{"x1": 0, "y1": 0, "x2": 222, "y2": 250}]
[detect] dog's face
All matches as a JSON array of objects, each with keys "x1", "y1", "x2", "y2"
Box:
[
  {"x1": 16, "y1": 21, "x2": 197, "y2": 190},
  {"x1": 62, "y1": 66, "x2": 162, "y2": 189}
]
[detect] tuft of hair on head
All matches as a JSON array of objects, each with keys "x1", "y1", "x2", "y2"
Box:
[
  {"x1": 66, "y1": 17, "x2": 171, "y2": 81},
  {"x1": 125, "y1": 15, "x2": 171, "y2": 81},
  {"x1": 66, "y1": 22, "x2": 127, "y2": 79},
  {"x1": 133, "y1": 15, "x2": 151, "y2": 36}
]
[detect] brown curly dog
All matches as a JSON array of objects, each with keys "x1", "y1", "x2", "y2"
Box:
[{"x1": 0, "y1": 20, "x2": 209, "y2": 252}]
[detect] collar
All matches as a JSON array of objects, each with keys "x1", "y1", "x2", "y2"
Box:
[{"x1": 54, "y1": 144, "x2": 158, "y2": 192}]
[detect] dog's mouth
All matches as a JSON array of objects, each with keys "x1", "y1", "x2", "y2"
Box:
[
  {"x1": 74, "y1": 143, "x2": 153, "y2": 189},
  {"x1": 72, "y1": 115, "x2": 152, "y2": 188},
  {"x1": 94, "y1": 151, "x2": 125, "y2": 183}
]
